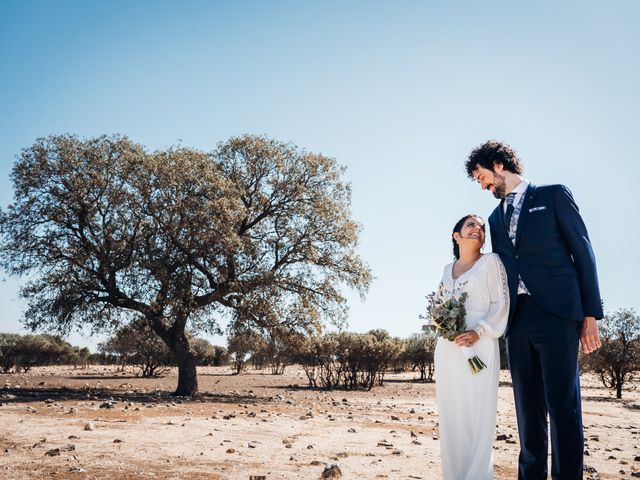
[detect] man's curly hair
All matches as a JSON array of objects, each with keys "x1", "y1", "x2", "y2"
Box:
[{"x1": 464, "y1": 140, "x2": 524, "y2": 179}]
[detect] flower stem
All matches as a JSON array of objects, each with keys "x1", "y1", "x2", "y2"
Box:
[{"x1": 468, "y1": 356, "x2": 487, "y2": 375}]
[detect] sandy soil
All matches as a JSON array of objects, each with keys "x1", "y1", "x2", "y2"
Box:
[{"x1": 0, "y1": 365, "x2": 638, "y2": 480}]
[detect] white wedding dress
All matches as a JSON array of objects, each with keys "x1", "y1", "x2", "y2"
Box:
[{"x1": 434, "y1": 253, "x2": 509, "y2": 480}]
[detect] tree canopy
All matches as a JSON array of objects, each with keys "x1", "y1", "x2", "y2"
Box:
[
  {"x1": 0, "y1": 134, "x2": 371, "y2": 395},
  {"x1": 582, "y1": 308, "x2": 640, "y2": 399}
]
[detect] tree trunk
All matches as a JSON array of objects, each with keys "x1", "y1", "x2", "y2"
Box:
[
  {"x1": 148, "y1": 313, "x2": 199, "y2": 396},
  {"x1": 167, "y1": 328, "x2": 198, "y2": 396},
  {"x1": 175, "y1": 354, "x2": 198, "y2": 396},
  {"x1": 614, "y1": 369, "x2": 623, "y2": 399},
  {"x1": 173, "y1": 342, "x2": 198, "y2": 396}
]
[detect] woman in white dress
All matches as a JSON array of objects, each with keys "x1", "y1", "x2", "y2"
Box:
[{"x1": 434, "y1": 214, "x2": 509, "y2": 480}]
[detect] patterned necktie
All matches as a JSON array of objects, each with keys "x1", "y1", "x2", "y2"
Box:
[{"x1": 504, "y1": 193, "x2": 516, "y2": 229}]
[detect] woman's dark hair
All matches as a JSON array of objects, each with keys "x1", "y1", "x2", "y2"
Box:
[
  {"x1": 452, "y1": 214, "x2": 485, "y2": 259},
  {"x1": 464, "y1": 140, "x2": 524, "y2": 179}
]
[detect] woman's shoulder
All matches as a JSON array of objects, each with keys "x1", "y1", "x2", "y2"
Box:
[
  {"x1": 441, "y1": 261, "x2": 454, "y2": 277},
  {"x1": 481, "y1": 252, "x2": 505, "y2": 269}
]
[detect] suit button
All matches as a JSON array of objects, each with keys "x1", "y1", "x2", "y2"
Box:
[{"x1": 515, "y1": 255, "x2": 519, "y2": 259}]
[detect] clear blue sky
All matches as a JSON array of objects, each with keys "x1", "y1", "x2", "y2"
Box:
[{"x1": 1, "y1": 0, "x2": 638, "y2": 351}]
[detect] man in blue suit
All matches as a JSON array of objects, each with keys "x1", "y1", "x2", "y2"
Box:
[{"x1": 465, "y1": 140, "x2": 603, "y2": 480}]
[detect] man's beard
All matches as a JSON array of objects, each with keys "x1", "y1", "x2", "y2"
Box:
[{"x1": 491, "y1": 173, "x2": 507, "y2": 199}]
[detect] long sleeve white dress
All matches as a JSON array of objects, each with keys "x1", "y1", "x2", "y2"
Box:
[{"x1": 434, "y1": 253, "x2": 509, "y2": 480}]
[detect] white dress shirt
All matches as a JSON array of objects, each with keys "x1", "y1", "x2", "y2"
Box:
[{"x1": 502, "y1": 177, "x2": 529, "y2": 214}]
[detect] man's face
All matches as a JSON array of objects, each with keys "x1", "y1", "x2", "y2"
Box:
[{"x1": 472, "y1": 164, "x2": 507, "y2": 199}]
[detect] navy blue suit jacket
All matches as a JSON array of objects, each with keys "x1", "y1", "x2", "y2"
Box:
[{"x1": 489, "y1": 183, "x2": 603, "y2": 330}]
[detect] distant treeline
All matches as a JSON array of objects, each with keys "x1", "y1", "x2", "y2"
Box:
[
  {"x1": 226, "y1": 308, "x2": 640, "y2": 397},
  {"x1": 2, "y1": 308, "x2": 638, "y2": 397},
  {"x1": 227, "y1": 328, "x2": 438, "y2": 390},
  {"x1": 0, "y1": 333, "x2": 91, "y2": 372},
  {"x1": 0, "y1": 328, "x2": 229, "y2": 377}
]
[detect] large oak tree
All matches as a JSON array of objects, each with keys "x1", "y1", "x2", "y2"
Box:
[{"x1": 0, "y1": 134, "x2": 371, "y2": 395}]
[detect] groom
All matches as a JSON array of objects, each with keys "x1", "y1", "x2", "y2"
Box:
[{"x1": 465, "y1": 140, "x2": 603, "y2": 480}]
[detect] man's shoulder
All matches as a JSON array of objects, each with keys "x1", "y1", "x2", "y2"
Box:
[
  {"x1": 534, "y1": 183, "x2": 566, "y2": 190},
  {"x1": 530, "y1": 183, "x2": 572, "y2": 197},
  {"x1": 488, "y1": 204, "x2": 501, "y2": 222}
]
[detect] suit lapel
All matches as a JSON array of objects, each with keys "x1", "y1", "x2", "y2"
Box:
[
  {"x1": 491, "y1": 202, "x2": 514, "y2": 252},
  {"x1": 514, "y1": 183, "x2": 538, "y2": 249}
]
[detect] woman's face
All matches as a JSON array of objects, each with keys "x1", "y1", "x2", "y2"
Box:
[{"x1": 455, "y1": 216, "x2": 485, "y2": 246}]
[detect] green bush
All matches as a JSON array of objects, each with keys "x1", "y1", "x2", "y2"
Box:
[{"x1": 296, "y1": 330, "x2": 402, "y2": 390}]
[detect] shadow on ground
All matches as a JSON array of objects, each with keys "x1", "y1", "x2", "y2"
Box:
[{"x1": 0, "y1": 386, "x2": 270, "y2": 405}]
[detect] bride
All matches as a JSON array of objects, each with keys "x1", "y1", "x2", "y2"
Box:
[{"x1": 434, "y1": 214, "x2": 509, "y2": 480}]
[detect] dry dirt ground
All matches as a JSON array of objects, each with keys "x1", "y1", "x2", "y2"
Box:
[{"x1": 0, "y1": 365, "x2": 638, "y2": 480}]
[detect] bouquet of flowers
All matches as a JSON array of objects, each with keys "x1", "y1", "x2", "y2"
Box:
[{"x1": 421, "y1": 282, "x2": 487, "y2": 374}]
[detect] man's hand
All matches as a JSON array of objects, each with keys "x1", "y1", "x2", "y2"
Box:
[{"x1": 580, "y1": 317, "x2": 601, "y2": 354}]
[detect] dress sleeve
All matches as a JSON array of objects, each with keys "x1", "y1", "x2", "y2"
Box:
[{"x1": 473, "y1": 254, "x2": 509, "y2": 339}]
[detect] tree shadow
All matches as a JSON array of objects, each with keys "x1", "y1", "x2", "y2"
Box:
[
  {"x1": 0, "y1": 386, "x2": 269, "y2": 405},
  {"x1": 582, "y1": 395, "x2": 640, "y2": 412},
  {"x1": 378, "y1": 377, "x2": 435, "y2": 385},
  {"x1": 64, "y1": 375, "x2": 143, "y2": 380},
  {"x1": 581, "y1": 395, "x2": 626, "y2": 403},
  {"x1": 198, "y1": 371, "x2": 239, "y2": 377},
  {"x1": 582, "y1": 383, "x2": 628, "y2": 391},
  {"x1": 256, "y1": 381, "x2": 435, "y2": 391},
  {"x1": 255, "y1": 384, "x2": 308, "y2": 390}
]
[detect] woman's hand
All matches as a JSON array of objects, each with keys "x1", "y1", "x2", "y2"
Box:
[{"x1": 454, "y1": 330, "x2": 480, "y2": 347}]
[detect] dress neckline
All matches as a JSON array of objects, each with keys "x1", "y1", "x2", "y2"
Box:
[{"x1": 450, "y1": 253, "x2": 487, "y2": 281}]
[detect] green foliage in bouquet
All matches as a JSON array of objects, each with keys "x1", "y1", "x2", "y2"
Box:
[
  {"x1": 422, "y1": 282, "x2": 486, "y2": 375},
  {"x1": 425, "y1": 283, "x2": 468, "y2": 341}
]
